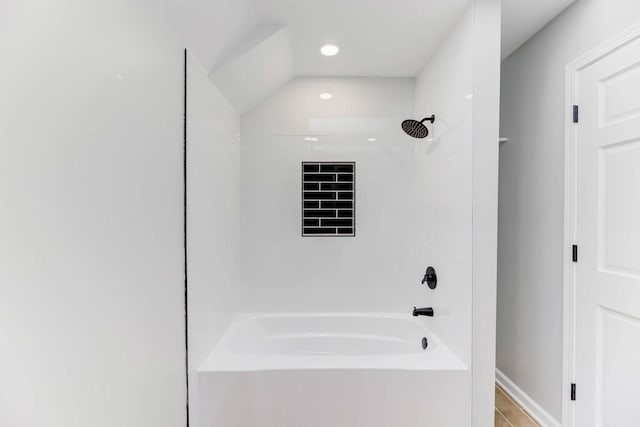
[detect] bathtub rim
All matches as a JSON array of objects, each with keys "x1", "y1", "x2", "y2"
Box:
[{"x1": 198, "y1": 312, "x2": 469, "y2": 373}]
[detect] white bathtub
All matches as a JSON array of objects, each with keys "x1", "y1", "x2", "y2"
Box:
[{"x1": 198, "y1": 313, "x2": 470, "y2": 427}]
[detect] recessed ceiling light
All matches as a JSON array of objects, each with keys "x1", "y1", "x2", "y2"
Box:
[
  {"x1": 320, "y1": 44, "x2": 340, "y2": 56},
  {"x1": 319, "y1": 92, "x2": 333, "y2": 100},
  {"x1": 304, "y1": 136, "x2": 319, "y2": 142},
  {"x1": 367, "y1": 138, "x2": 377, "y2": 142}
]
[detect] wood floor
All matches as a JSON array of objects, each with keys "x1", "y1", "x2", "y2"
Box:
[{"x1": 495, "y1": 385, "x2": 539, "y2": 426}]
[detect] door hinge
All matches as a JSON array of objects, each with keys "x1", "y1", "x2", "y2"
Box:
[
  {"x1": 572, "y1": 245, "x2": 578, "y2": 262},
  {"x1": 573, "y1": 105, "x2": 579, "y2": 123},
  {"x1": 571, "y1": 383, "x2": 576, "y2": 401}
]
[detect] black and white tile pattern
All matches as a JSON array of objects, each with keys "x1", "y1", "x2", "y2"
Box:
[{"x1": 302, "y1": 162, "x2": 355, "y2": 236}]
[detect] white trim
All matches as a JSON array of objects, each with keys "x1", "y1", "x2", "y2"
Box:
[
  {"x1": 496, "y1": 369, "x2": 561, "y2": 427},
  {"x1": 562, "y1": 21, "x2": 640, "y2": 427}
]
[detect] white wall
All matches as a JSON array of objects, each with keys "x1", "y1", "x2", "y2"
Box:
[
  {"x1": 238, "y1": 77, "x2": 421, "y2": 313},
  {"x1": 185, "y1": 51, "x2": 242, "y2": 426},
  {"x1": 414, "y1": 6, "x2": 474, "y2": 368},
  {"x1": 498, "y1": 0, "x2": 640, "y2": 422},
  {"x1": 186, "y1": 51, "x2": 241, "y2": 375},
  {"x1": 471, "y1": 1, "x2": 501, "y2": 425},
  {"x1": 0, "y1": 1, "x2": 186, "y2": 426},
  {"x1": 412, "y1": 5, "x2": 502, "y2": 425}
]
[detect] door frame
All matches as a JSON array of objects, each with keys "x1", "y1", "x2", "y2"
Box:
[{"x1": 562, "y1": 22, "x2": 640, "y2": 427}]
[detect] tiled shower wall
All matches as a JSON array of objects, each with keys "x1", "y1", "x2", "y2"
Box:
[
  {"x1": 236, "y1": 37, "x2": 474, "y2": 370},
  {"x1": 413, "y1": 7, "x2": 474, "y2": 365},
  {"x1": 238, "y1": 77, "x2": 420, "y2": 313},
  {"x1": 235, "y1": 7, "x2": 474, "y2": 370},
  {"x1": 185, "y1": 52, "x2": 242, "y2": 427}
]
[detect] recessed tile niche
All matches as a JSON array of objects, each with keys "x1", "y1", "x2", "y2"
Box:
[{"x1": 302, "y1": 162, "x2": 355, "y2": 236}]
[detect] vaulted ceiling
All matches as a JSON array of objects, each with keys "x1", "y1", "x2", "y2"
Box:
[
  {"x1": 501, "y1": 0, "x2": 576, "y2": 58},
  {"x1": 160, "y1": 0, "x2": 576, "y2": 113}
]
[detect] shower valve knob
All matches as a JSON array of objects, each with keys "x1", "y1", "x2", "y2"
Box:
[{"x1": 421, "y1": 266, "x2": 437, "y2": 289}]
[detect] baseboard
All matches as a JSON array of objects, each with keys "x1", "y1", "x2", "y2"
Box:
[{"x1": 495, "y1": 369, "x2": 562, "y2": 427}]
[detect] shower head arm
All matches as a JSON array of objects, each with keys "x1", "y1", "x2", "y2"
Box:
[{"x1": 420, "y1": 115, "x2": 436, "y2": 124}]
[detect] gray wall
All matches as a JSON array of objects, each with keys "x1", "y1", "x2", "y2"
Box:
[{"x1": 498, "y1": 0, "x2": 640, "y2": 422}]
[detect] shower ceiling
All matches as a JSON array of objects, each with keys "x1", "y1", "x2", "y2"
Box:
[
  {"x1": 160, "y1": 0, "x2": 575, "y2": 111},
  {"x1": 161, "y1": 0, "x2": 469, "y2": 77},
  {"x1": 249, "y1": 0, "x2": 471, "y2": 77}
]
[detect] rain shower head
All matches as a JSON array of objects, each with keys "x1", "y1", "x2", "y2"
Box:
[{"x1": 401, "y1": 115, "x2": 435, "y2": 139}]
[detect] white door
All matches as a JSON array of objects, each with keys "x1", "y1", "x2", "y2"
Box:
[{"x1": 575, "y1": 35, "x2": 640, "y2": 427}]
